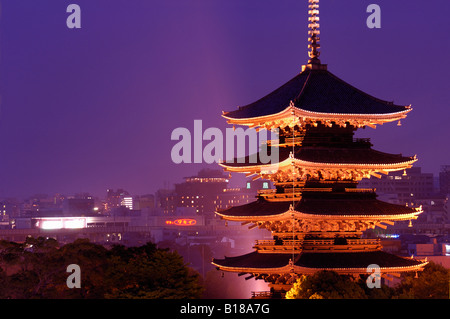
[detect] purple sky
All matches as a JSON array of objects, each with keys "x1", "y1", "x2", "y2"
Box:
[{"x1": 0, "y1": 0, "x2": 449, "y2": 199}]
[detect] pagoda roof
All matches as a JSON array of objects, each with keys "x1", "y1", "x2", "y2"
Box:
[
  {"x1": 216, "y1": 194, "x2": 420, "y2": 221},
  {"x1": 220, "y1": 146, "x2": 416, "y2": 170},
  {"x1": 212, "y1": 250, "x2": 427, "y2": 274},
  {"x1": 223, "y1": 67, "x2": 410, "y2": 122}
]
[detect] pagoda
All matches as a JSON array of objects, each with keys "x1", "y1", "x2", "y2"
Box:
[{"x1": 212, "y1": 0, "x2": 428, "y2": 296}]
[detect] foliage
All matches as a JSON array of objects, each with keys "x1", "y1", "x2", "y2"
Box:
[
  {"x1": 285, "y1": 271, "x2": 367, "y2": 299},
  {"x1": 104, "y1": 243, "x2": 203, "y2": 299},
  {"x1": 395, "y1": 261, "x2": 450, "y2": 299},
  {"x1": 0, "y1": 237, "x2": 203, "y2": 299},
  {"x1": 286, "y1": 262, "x2": 450, "y2": 299}
]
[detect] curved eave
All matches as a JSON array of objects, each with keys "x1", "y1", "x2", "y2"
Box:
[
  {"x1": 212, "y1": 261, "x2": 290, "y2": 274},
  {"x1": 219, "y1": 156, "x2": 417, "y2": 173},
  {"x1": 215, "y1": 207, "x2": 423, "y2": 222},
  {"x1": 222, "y1": 104, "x2": 411, "y2": 127},
  {"x1": 212, "y1": 260, "x2": 429, "y2": 276}
]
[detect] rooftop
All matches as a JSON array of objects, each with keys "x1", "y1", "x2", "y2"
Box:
[
  {"x1": 221, "y1": 146, "x2": 415, "y2": 168},
  {"x1": 223, "y1": 67, "x2": 410, "y2": 121},
  {"x1": 217, "y1": 193, "x2": 419, "y2": 219},
  {"x1": 212, "y1": 250, "x2": 426, "y2": 273}
]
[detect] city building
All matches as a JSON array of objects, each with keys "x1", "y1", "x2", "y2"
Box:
[
  {"x1": 62, "y1": 195, "x2": 96, "y2": 216},
  {"x1": 359, "y1": 167, "x2": 434, "y2": 206},
  {"x1": 105, "y1": 188, "x2": 130, "y2": 212},
  {"x1": 175, "y1": 168, "x2": 229, "y2": 216},
  {"x1": 133, "y1": 194, "x2": 155, "y2": 210},
  {"x1": 214, "y1": 180, "x2": 268, "y2": 211},
  {"x1": 439, "y1": 165, "x2": 450, "y2": 196},
  {"x1": 359, "y1": 167, "x2": 449, "y2": 226},
  {"x1": 121, "y1": 197, "x2": 134, "y2": 210},
  {"x1": 212, "y1": 0, "x2": 427, "y2": 298},
  {"x1": 155, "y1": 188, "x2": 178, "y2": 215}
]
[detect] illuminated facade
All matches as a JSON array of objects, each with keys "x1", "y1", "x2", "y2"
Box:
[
  {"x1": 106, "y1": 188, "x2": 130, "y2": 212},
  {"x1": 175, "y1": 169, "x2": 229, "y2": 215},
  {"x1": 359, "y1": 167, "x2": 434, "y2": 206},
  {"x1": 212, "y1": 0, "x2": 427, "y2": 297},
  {"x1": 121, "y1": 197, "x2": 134, "y2": 210}
]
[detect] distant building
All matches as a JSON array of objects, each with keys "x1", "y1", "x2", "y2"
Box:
[
  {"x1": 133, "y1": 194, "x2": 155, "y2": 210},
  {"x1": 20, "y1": 194, "x2": 64, "y2": 218},
  {"x1": 155, "y1": 188, "x2": 177, "y2": 215},
  {"x1": 62, "y1": 195, "x2": 95, "y2": 216},
  {"x1": 439, "y1": 165, "x2": 450, "y2": 196},
  {"x1": 413, "y1": 194, "x2": 448, "y2": 224},
  {"x1": 175, "y1": 168, "x2": 229, "y2": 216},
  {"x1": 121, "y1": 197, "x2": 133, "y2": 210},
  {"x1": 0, "y1": 199, "x2": 20, "y2": 220},
  {"x1": 215, "y1": 180, "x2": 270, "y2": 211},
  {"x1": 106, "y1": 189, "x2": 130, "y2": 212},
  {"x1": 359, "y1": 167, "x2": 434, "y2": 206}
]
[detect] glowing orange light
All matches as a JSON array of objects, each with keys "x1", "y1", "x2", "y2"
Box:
[{"x1": 165, "y1": 218, "x2": 197, "y2": 226}]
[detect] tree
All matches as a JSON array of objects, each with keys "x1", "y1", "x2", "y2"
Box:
[
  {"x1": 396, "y1": 261, "x2": 450, "y2": 299},
  {"x1": 104, "y1": 243, "x2": 204, "y2": 299},
  {"x1": 286, "y1": 271, "x2": 368, "y2": 299},
  {"x1": 0, "y1": 238, "x2": 204, "y2": 299}
]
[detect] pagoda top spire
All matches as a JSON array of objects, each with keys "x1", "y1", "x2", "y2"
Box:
[{"x1": 307, "y1": 0, "x2": 321, "y2": 64}]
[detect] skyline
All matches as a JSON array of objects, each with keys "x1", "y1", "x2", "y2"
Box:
[{"x1": 1, "y1": 0, "x2": 449, "y2": 199}]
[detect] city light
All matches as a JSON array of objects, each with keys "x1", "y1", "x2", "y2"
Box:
[
  {"x1": 165, "y1": 218, "x2": 197, "y2": 226},
  {"x1": 64, "y1": 218, "x2": 86, "y2": 229},
  {"x1": 36, "y1": 218, "x2": 87, "y2": 230},
  {"x1": 121, "y1": 197, "x2": 133, "y2": 210},
  {"x1": 445, "y1": 244, "x2": 450, "y2": 256},
  {"x1": 38, "y1": 219, "x2": 63, "y2": 230}
]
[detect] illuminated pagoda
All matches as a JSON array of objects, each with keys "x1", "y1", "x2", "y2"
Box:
[{"x1": 212, "y1": 0, "x2": 428, "y2": 297}]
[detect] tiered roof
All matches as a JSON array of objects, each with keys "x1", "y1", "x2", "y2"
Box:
[
  {"x1": 224, "y1": 68, "x2": 410, "y2": 119},
  {"x1": 222, "y1": 67, "x2": 411, "y2": 129},
  {"x1": 216, "y1": 193, "x2": 421, "y2": 221},
  {"x1": 212, "y1": 251, "x2": 426, "y2": 275},
  {"x1": 220, "y1": 146, "x2": 416, "y2": 169}
]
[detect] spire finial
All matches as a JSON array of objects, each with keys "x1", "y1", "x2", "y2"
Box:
[{"x1": 308, "y1": 0, "x2": 321, "y2": 64}]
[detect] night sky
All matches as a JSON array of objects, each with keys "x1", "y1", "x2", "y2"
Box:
[{"x1": 0, "y1": 0, "x2": 449, "y2": 199}]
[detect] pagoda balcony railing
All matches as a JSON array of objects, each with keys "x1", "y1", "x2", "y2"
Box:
[
  {"x1": 258, "y1": 187, "x2": 332, "y2": 195},
  {"x1": 267, "y1": 137, "x2": 372, "y2": 148},
  {"x1": 300, "y1": 188, "x2": 333, "y2": 192},
  {"x1": 254, "y1": 238, "x2": 381, "y2": 253},
  {"x1": 251, "y1": 291, "x2": 286, "y2": 299},
  {"x1": 303, "y1": 238, "x2": 381, "y2": 252},
  {"x1": 283, "y1": 187, "x2": 306, "y2": 193},
  {"x1": 258, "y1": 189, "x2": 276, "y2": 195},
  {"x1": 257, "y1": 187, "x2": 375, "y2": 202},
  {"x1": 266, "y1": 137, "x2": 372, "y2": 148},
  {"x1": 345, "y1": 188, "x2": 376, "y2": 193},
  {"x1": 266, "y1": 136, "x2": 305, "y2": 147},
  {"x1": 254, "y1": 239, "x2": 304, "y2": 253},
  {"x1": 258, "y1": 193, "x2": 302, "y2": 202},
  {"x1": 258, "y1": 188, "x2": 374, "y2": 195}
]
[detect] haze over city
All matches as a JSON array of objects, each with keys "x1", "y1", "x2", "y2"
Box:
[{"x1": 0, "y1": 0, "x2": 449, "y2": 200}]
